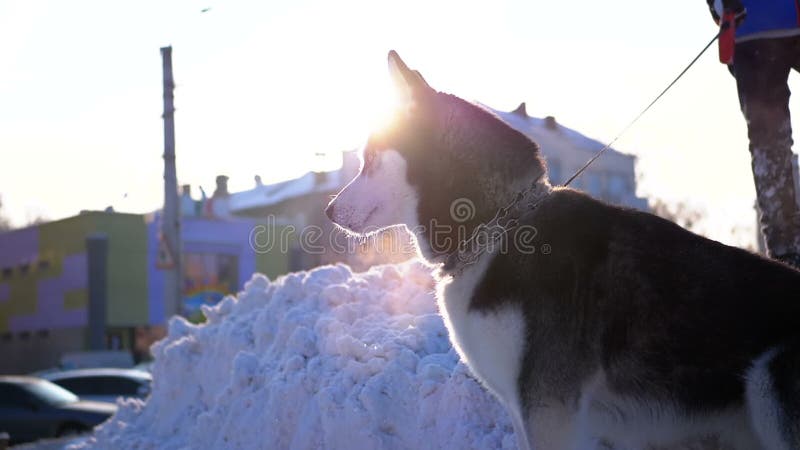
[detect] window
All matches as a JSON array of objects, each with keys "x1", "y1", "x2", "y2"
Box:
[
  {"x1": 52, "y1": 377, "x2": 96, "y2": 396},
  {"x1": 608, "y1": 173, "x2": 629, "y2": 198},
  {"x1": 183, "y1": 252, "x2": 239, "y2": 320},
  {"x1": 548, "y1": 159, "x2": 562, "y2": 185},
  {"x1": 53, "y1": 376, "x2": 144, "y2": 397},
  {"x1": 586, "y1": 172, "x2": 603, "y2": 197},
  {"x1": 96, "y1": 377, "x2": 141, "y2": 396},
  {"x1": 0, "y1": 383, "x2": 33, "y2": 408},
  {"x1": 22, "y1": 380, "x2": 78, "y2": 406}
]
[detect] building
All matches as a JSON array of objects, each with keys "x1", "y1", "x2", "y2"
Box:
[
  {"x1": 0, "y1": 212, "x2": 147, "y2": 373},
  {"x1": 227, "y1": 149, "x2": 382, "y2": 269},
  {"x1": 490, "y1": 103, "x2": 648, "y2": 210},
  {"x1": 0, "y1": 209, "x2": 271, "y2": 373}
]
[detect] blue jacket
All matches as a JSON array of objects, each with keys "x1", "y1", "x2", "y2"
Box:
[{"x1": 708, "y1": 0, "x2": 800, "y2": 40}]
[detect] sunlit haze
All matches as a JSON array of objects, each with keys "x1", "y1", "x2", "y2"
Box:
[{"x1": 3, "y1": 0, "x2": 800, "y2": 248}]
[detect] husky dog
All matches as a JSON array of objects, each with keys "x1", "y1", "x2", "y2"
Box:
[{"x1": 326, "y1": 51, "x2": 800, "y2": 450}]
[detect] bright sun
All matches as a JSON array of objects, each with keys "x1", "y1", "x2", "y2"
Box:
[{"x1": 272, "y1": 70, "x2": 403, "y2": 173}]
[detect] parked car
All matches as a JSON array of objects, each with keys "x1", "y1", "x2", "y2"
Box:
[
  {"x1": 0, "y1": 376, "x2": 116, "y2": 444},
  {"x1": 42, "y1": 368, "x2": 152, "y2": 404},
  {"x1": 133, "y1": 360, "x2": 154, "y2": 373},
  {"x1": 58, "y1": 350, "x2": 135, "y2": 370}
]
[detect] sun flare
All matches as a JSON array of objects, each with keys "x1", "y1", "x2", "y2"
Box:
[{"x1": 363, "y1": 79, "x2": 405, "y2": 136}]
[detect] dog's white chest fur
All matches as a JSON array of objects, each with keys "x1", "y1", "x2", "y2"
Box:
[{"x1": 436, "y1": 254, "x2": 527, "y2": 411}]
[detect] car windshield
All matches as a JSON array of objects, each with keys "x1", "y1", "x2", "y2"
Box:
[{"x1": 23, "y1": 379, "x2": 79, "y2": 406}]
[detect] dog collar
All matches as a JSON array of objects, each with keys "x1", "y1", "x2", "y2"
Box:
[{"x1": 441, "y1": 175, "x2": 551, "y2": 277}]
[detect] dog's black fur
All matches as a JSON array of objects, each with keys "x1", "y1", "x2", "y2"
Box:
[
  {"x1": 484, "y1": 189, "x2": 800, "y2": 413},
  {"x1": 398, "y1": 82, "x2": 800, "y2": 437}
]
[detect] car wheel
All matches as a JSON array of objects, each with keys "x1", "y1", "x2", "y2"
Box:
[{"x1": 56, "y1": 423, "x2": 88, "y2": 437}]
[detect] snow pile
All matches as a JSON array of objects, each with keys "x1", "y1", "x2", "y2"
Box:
[{"x1": 72, "y1": 261, "x2": 517, "y2": 450}]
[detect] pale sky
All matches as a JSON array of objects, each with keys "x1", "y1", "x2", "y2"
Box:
[{"x1": 2, "y1": 0, "x2": 800, "y2": 248}]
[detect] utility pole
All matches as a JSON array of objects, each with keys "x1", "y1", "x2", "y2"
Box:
[{"x1": 161, "y1": 46, "x2": 182, "y2": 319}]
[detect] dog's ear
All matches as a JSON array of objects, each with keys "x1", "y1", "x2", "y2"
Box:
[{"x1": 388, "y1": 50, "x2": 431, "y2": 107}]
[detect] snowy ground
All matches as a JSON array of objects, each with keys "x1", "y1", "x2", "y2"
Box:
[{"x1": 70, "y1": 261, "x2": 518, "y2": 450}]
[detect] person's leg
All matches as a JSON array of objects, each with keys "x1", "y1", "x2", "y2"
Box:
[{"x1": 732, "y1": 38, "x2": 800, "y2": 266}]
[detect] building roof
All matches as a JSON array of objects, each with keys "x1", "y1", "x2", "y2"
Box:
[
  {"x1": 487, "y1": 103, "x2": 648, "y2": 210},
  {"x1": 485, "y1": 103, "x2": 636, "y2": 173},
  {"x1": 227, "y1": 171, "x2": 341, "y2": 214}
]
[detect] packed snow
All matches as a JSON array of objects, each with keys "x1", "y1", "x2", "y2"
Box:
[{"x1": 70, "y1": 261, "x2": 519, "y2": 450}]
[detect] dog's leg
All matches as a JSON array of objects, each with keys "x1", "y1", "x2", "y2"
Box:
[
  {"x1": 525, "y1": 404, "x2": 583, "y2": 450},
  {"x1": 746, "y1": 346, "x2": 799, "y2": 450}
]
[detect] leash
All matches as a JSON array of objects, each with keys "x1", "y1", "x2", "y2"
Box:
[{"x1": 562, "y1": 28, "x2": 727, "y2": 188}]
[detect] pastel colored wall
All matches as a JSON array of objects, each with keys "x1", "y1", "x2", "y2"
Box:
[
  {"x1": 1, "y1": 211, "x2": 289, "y2": 333},
  {"x1": 0, "y1": 212, "x2": 148, "y2": 333}
]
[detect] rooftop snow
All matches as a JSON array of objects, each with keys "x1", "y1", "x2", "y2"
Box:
[
  {"x1": 228, "y1": 170, "x2": 345, "y2": 214},
  {"x1": 486, "y1": 104, "x2": 635, "y2": 163}
]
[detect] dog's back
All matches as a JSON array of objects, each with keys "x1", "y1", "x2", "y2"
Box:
[{"x1": 473, "y1": 187, "x2": 800, "y2": 448}]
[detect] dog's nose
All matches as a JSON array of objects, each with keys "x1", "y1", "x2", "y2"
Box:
[{"x1": 325, "y1": 203, "x2": 335, "y2": 221}]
